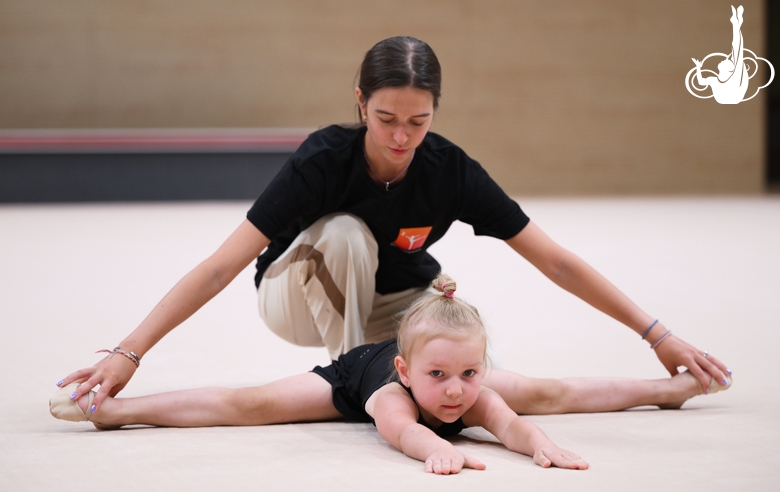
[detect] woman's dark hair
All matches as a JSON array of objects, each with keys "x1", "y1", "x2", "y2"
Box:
[{"x1": 357, "y1": 36, "x2": 442, "y2": 110}]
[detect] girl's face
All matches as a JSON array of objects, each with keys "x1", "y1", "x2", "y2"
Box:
[
  {"x1": 356, "y1": 86, "x2": 434, "y2": 169},
  {"x1": 395, "y1": 330, "x2": 485, "y2": 425}
]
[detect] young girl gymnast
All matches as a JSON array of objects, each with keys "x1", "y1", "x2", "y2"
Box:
[{"x1": 50, "y1": 275, "x2": 730, "y2": 475}]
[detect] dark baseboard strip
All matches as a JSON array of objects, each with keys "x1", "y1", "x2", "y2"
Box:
[
  {"x1": 0, "y1": 128, "x2": 308, "y2": 203},
  {"x1": 0, "y1": 152, "x2": 290, "y2": 203}
]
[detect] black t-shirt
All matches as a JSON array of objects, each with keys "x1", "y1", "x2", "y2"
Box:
[
  {"x1": 311, "y1": 338, "x2": 467, "y2": 438},
  {"x1": 247, "y1": 124, "x2": 529, "y2": 294}
]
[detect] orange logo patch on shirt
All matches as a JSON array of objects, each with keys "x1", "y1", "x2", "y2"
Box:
[{"x1": 392, "y1": 226, "x2": 433, "y2": 252}]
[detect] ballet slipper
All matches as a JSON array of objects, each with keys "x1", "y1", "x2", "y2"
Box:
[
  {"x1": 659, "y1": 372, "x2": 732, "y2": 410},
  {"x1": 50, "y1": 383, "x2": 121, "y2": 430},
  {"x1": 701, "y1": 374, "x2": 732, "y2": 396},
  {"x1": 50, "y1": 383, "x2": 94, "y2": 422}
]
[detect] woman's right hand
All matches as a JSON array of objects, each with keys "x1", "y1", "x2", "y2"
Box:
[{"x1": 57, "y1": 354, "x2": 138, "y2": 413}]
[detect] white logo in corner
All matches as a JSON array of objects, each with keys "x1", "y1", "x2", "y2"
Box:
[{"x1": 685, "y1": 5, "x2": 774, "y2": 104}]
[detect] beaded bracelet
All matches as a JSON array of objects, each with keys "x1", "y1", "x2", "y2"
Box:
[
  {"x1": 641, "y1": 319, "x2": 659, "y2": 340},
  {"x1": 649, "y1": 329, "x2": 672, "y2": 349},
  {"x1": 96, "y1": 346, "x2": 141, "y2": 368}
]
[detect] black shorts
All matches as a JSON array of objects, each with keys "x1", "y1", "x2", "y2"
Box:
[{"x1": 311, "y1": 338, "x2": 398, "y2": 422}]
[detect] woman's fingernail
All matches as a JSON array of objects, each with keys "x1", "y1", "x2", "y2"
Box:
[
  {"x1": 90, "y1": 405, "x2": 96, "y2": 413},
  {"x1": 56, "y1": 380, "x2": 64, "y2": 387},
  {"x1": 70, "y1": 393, "x2": 77, "y2": 400},
  {"x1": 705, "y1": 387, "x2": 710, "y2": 395},
  {"x1": 722, "y1": 378, "x2": 728, "y2": 386},
  {"x1": 726, "y1": 368, "x2": 733, "y2": 375}
]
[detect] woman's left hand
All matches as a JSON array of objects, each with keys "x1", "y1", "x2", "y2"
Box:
[{"x1": 653, "y1": 334, "x2": 731, "y2": 392}]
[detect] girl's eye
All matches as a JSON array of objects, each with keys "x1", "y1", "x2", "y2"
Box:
[
  {"x1": 430, "y1": 370, "x2": 443, "y2": 377},
  {"x1": 410, "y1": 121, "x2": 424, "y2": 127},
  {"x1": 463, "y1": 369, "x2": 476, "y2": 377},
  {"x1": 379, "y1": 119, "x2": 393, "y2": 124}
]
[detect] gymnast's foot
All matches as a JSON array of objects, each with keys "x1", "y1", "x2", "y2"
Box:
[
  {"x1": 76, "y1": 393, "x2": 122, "y2": 430},
  {"x1": 658, "y1": 371, "x2": 732, "y2": 410},
  {"x1": 50, "y1": 383, "x2": 122, "y2": 430}
]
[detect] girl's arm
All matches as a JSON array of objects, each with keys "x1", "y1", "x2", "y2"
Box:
[
  {"x1": 59, "y1": 219, "x2": 271, "y2": 411},
  {"x1": 465, "y1": 387, "x2": 588, "y2": 469},
  {"x1": 366, "y1": 384, "x2": 486, "y2": 475},
  {"x1": 505, "y1": 221, "x2": 730, "y2": 391}
]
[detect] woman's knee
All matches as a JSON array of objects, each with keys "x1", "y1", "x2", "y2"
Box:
[{"x1": 318, "y1": 214, "x2": 378, "y2": 255}]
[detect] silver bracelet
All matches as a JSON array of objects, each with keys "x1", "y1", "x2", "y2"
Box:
[{"x1": 96, "y1": 346, "x2": 141, "y2": 368}]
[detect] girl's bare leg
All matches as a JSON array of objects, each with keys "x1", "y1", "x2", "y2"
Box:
[
  {"x1": 74, "y1": 373, "x2": 342, "y2": 429},
  {"x1": 483, "y1": 370, "x2": 703, "y2": 415}
]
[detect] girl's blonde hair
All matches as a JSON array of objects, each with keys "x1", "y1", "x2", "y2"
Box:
[{"x1": 396, "y1": 273, "x2": 487, "y2": 364}]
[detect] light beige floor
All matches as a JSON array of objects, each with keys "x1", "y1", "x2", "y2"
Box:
[{"x1": 1, "y1": 197, "x2": 778, "y2": 491}]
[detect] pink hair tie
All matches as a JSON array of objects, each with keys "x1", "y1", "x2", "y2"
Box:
[{"x1": 441, "y1": 283, "x2": 455, "y2": 298}]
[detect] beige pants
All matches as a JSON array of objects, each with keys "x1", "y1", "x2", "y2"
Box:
[{"x1": 258, "y1": 213, "x2": 427, "y2": 360}]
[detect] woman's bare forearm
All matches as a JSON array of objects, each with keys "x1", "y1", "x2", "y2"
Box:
[
  {"x1": 119, "y1": 219, "x2": 269, "y2": 356},
  {"x1": 118, "y1": 259, "x2": 234, "y2": 356},
  {"x1": 505, "y1": 221, "x2": 730, "y2": 389},
  {"x1": 544, "y1": 250, "x2": 653, "y2": 334},
  {"x1": 60, "y1": 219, "x2": 270, "y2": 409},
  {"x1": 506, "y1": 223, "x2": 652, "y2": 335}
]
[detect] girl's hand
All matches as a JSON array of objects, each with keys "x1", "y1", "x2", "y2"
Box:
[
  {"x1": 56, "y1": 354, "x2": 137, "y2": 413},
  {"x1": 653, "y1": 334, "x2": 730, "y2": 393},
  {"x1": 533, "y1": 446, "x2": 589, "y2": 470},
  {"x1": 425, "y1": 447, "x2": 486, "y2": 475}
]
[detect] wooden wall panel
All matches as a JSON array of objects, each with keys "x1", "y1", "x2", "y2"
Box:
[{"x1": 0, "y1": 0, "x2": 767, "y2": 194}]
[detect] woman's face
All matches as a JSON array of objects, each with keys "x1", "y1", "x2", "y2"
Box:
[
  {"x1": 395, "y1": 329, "x2": 485, "y2": 425},
  {"x1": 356, "y1": 86, "x2": 434, "y2": 169}
]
